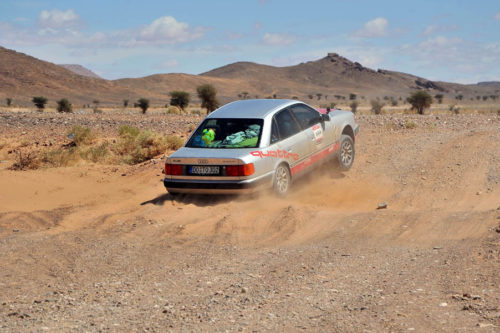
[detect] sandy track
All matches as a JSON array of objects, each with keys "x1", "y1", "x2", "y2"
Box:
[{"x1": 0, "y1": 113, "x2": 499, "y2": 331}]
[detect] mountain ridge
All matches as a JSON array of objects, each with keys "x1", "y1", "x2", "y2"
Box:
[{"x1": 0, "y1": 46, "x2": 498, "y2": 106}]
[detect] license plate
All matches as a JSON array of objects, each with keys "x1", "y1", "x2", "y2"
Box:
[{"x1": 190, "y1": 165, "x2": 220, "y2": 175}]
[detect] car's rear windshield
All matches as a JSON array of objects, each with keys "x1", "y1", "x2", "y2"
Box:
[{"x1": 186, "y1": 118, "x2": 263, "y2": 149}]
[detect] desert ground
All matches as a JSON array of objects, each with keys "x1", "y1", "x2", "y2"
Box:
[{"x1": 0, "y1": 108, "x2": 499, "y2": 332}]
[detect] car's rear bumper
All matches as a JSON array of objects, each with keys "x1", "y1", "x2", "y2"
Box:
[{"x1": 164, "y1": 174, "x2": 272, "y2": 194}]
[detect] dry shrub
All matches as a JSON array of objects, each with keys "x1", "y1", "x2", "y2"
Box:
[
  {"x1": 10, "y1": 150, "x2": 41, "y2": 170},
  {"x1": 42, "y1": 147, "x2": 78, "y2": 167},
  {"x1": 81, "y1": 142, "x2": 110, "y2": 163},
  {"x1": 166, "y1": 135, "x2": 184, "y2": 150},
  {"x1": 115, "y1": 125, "x2": 169, "y2": 164},
  {"x1": 68, "y1": 125, "x2": 95, "y2": 146},
  {"x1": 0, "y1": 141, "x2": 7, "y2": 150},
  {"x1": 166, "y1": 106, "x2": 181, "y2": 114},
  {"x1": 404, "y1": 119, "x2": 417, "y2": 129}
]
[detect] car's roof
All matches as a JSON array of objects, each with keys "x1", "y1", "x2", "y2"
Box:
[{"x1": 206, "y1": 99, "x2": 300, "y2": 119}]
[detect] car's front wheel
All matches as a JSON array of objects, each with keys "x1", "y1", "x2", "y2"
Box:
[
  {"x1": 273, "y1": 164, "x2": 291, "y2": 196},
  {"x1": 337, "y1": 134, "x2": 355, "y2": 170}
]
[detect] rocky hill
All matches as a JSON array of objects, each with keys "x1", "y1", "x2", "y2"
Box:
[
  {"x1": 58, "y1": 64, "x2": 102, "y2": 79},
  {"x1": 0, "y1": 46, "x2": 498, "y2": 107}
]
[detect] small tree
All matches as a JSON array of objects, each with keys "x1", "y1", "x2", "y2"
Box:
[
  {"x1": 92, "y1": 99, "x2": 100, "y2": 113},
  {"x1": 6, "y1": 98, "x2": 12, "y2": 107},
  {"x1": 169, "y1": 91, "x2": 190, "y2": 110},
  {"x1": 316, "y1": 93, "x2": 322, "y2": 100},
  {"x1": 349, "y1": 101, "x2": 358, "y2": 114},
  {"x1": 455, "y1": 94, "x2": 463, "y2": 101},
  {"x1": 434, "y1": 94, "x2": 444, "y2": 104},
  {"x1": 197, "y1": 84, "x2": 220, "y2": 114},
  {"x1": 407, "y1": 91, "x2": 433, "y2": 115},
  {"x1": 32, "y1": 96, "x2": 48, "y2": 111},
  {"x1": 123, "y1": 99, "x2": 129, "y2": 107},
  {"x1": 137, "y1": 98, "x2": 150, "y2": 114},
  {"x1": 349, "y1": 93, "x2": 357, "y2": 100},
  {"x1": 370, "y1": 100, "x2": 385, "y2": 115},
  {"x1": 56, "y1": 98, "x2": 72, "y2": 113}
]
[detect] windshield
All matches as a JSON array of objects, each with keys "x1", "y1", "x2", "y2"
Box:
[{"x1": 186, "y1": 118, "x2": 263, "y2": 149}]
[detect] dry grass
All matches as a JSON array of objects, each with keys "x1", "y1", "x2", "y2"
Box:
[
  {"x1": 6, "y1": 124, "x2": 182, "y2": 170},
  {"x1": 69, "y1": 125, "x2": 95, "y2": 146},
  {"x1": 114, "y1": 125, "x2": 177, "y2": 164}
]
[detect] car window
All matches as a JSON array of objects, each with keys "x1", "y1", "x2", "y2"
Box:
[
  {"x1": 290, "y1": 104, "x2": 321, "y2": 129},
  {"x1": 186, "y1": 118, "x2": 263, "y2": 148},
  {"x1": 271, "y1": 118, "x2": 280, "y2": 144},
  {"x1": 274, "y1": 109, "x2": 301, "y2": 140}
]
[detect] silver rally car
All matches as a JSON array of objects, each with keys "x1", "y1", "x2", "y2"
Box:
[{"x1": 164, "y1": 99, "x2": 359, "y2": 195}]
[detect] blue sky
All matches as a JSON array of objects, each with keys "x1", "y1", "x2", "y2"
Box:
[{"x1": 1, "y1": 0, "x2": 499, "y2": 83}]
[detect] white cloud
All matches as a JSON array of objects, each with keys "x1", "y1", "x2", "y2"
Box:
[
  {"x1": 261, "y1": 32, "x2": 296, "y2": 46},
  {"x1": 38, "y1": 9, "x2": 80, "y2": 29},
  {"x1": 419, "y1": 35, "x2": 462, "y2": 48},
  {"x1": 158, "y1": 59, "x2": 179, "y2": 69},
  {"x1": 135, "y1": 16, "x2": 205, "y2": 44},
  {"x1": 423, "y1": 24, "x2": 438, "y2": 36},
  {"x1": 225, "y1": 31, "x2": 244, "y2": 40},
  {"x1": 422, "y1": 24, "x2": 458, "y2": 36},
  {"x1": 354, "y1": 17, "x2": 388, "y2": 38},
  {"x1": 495, "y1": 12, "x2": 500, "y2": 20}
]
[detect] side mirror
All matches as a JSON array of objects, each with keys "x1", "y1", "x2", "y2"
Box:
[{"x1": 321, "y1": 113, "x2": 330, "y2": 122}]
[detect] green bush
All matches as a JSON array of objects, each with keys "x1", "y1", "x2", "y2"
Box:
[
  {"x1": 197, "y1": 84, "x2": 220, "y2": 114},
  {"x1": 32, "y1": 96, "x2": 48, "y2": 111},
  {"x1": 370, "y1": 100, "x2": 385, "y2": 115},
  {"x1": 407, "y1": 91, "x2": 433, "y2": 115},
  {"x1": 170, "y1": 91, "x2": 190, "y2": 110},
  {"x1": 57, "y1": 98, "x2": 73, "y2": 113},
  {"x1": 137, "y1": 98, "x2": 150, "y2": 113}
]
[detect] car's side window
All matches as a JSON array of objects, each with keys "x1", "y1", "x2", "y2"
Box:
[
  {"x1": 274, "y1": 109, "x2": 301, "y2": 140},
  {"x1": 290, "y1": 104, "x2": 321, "y2": 129},
  {"x1": 270, "y1": 118, "x2": 280, "y2": 144}
]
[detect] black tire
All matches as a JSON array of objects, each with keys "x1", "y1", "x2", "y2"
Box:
[
  {"x1": 337, "y1": 134, "x2": 355, "y2": 170},
  {"x1": 273, "y1": 164, "x2": 291, "y2": 196}
]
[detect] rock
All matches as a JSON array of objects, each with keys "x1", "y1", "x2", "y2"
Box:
[
  {"x1": 377, "y1": 202, "x2": 388, "y2": 209},
  {"x1": 439, "y1": 302, "x2": 448, "y2": 307},
  {"x1": 241, "y1": 287, "x2": 248, "y2": 293},
  {"x1": 13, "y1": 229, "x2": 19, "y2": 232}
]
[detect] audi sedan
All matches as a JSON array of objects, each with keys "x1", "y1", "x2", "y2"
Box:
[{"x1": 164, "y1": 99, "x2": 358, "y2": 196}]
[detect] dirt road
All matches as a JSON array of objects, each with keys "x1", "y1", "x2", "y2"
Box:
[{"x1": 0, "y1": 112, "x2": 499, "y2": 332}]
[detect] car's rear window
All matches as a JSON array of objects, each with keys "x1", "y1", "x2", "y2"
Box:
[{"x1": 186, "y1": 118, "x2": 264, "y2": 148}]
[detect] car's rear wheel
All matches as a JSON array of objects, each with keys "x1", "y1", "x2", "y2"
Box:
[
  {"x1": 273, "y1": 164, "x2": 291, "y2": 196},
  {"x1": 337, "y1": 134, "x2": 355, "y2": 170}
]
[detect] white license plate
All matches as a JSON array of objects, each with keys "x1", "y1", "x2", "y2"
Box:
[{"x1": 190, "y1": 165, "x2": 220, "y2": 175}]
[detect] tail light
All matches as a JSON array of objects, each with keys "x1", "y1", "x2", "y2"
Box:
[
  {"x1": 165, "y1": 163, "x2": 182, "y2": 175},
  {"x1": 226, "y1": 163, "x2": 255, "y2": 176}
]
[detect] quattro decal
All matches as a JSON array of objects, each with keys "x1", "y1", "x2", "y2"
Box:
[
  {"x1": 290, "y1": 142, "x2": 340, "y2": 175},
  {"x1": 251, "y1": 149, "x2": 300, "y2": 161}
]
